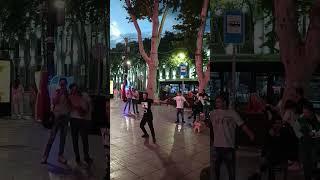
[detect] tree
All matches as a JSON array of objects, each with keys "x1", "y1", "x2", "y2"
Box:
[
  {"x1": 274, "y1": 0, "x2": 320, "y2": 107},
  {"x1": 123, "y1": 0, "x2": 179, "y2": 99},
  {"x1": 174, "y1": 0, "x2": 210, "y2": 92}
]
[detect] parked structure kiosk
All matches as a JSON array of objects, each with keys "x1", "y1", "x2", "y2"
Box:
[{"x1": 0, "y1": 59, "x2": 12, "y2": 117}]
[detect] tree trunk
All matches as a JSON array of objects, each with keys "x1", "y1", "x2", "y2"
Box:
[
  {"x1": 195, "y1": 0, "x2": 210, "y2": 93},
  {"x1": 275, "y1": 0, "x2": 320, "y2": 111}
]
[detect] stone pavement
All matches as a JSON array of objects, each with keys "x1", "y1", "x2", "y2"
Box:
[
  {"x1": 110, "y1": 99, "x2": 306, "y2": 180},
  {"x1": 0, "y1": 117, "x2": 106, "y2": 180}
]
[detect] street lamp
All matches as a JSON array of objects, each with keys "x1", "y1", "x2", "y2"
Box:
[
  {"x1": 126, "y1": 61, "x2": 131, "y2": 66},
  {"x1": 178, "y1": 52, "x2": 186, "y2": 60}
]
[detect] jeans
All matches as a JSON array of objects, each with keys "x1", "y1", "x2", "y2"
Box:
[
  {"x1": 213, "y1": 147, "x2": 236, "y2": 180},
  {"x1": 43, "y1": 114, "x2": 69, "y2": 157},
  {"x1": 124, "y1": 98, "x2": 132, "y2": 112},
  {"x1": 13, "y1": 101, "x2": 23, "y2": 117},
  {"x1": 140, "y1": 114, "x2": 155, "y2": 139},
  {"x1": 70, "y1": 118, "x2": 90, "y2": 162},
  {"x1": 176, "y1": 108, "x2": 184, "y2": 122}
]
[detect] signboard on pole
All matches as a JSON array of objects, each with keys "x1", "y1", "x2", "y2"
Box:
[
  {"x1": 180, "y1": 64, "x2": 187, "y2": 76},
  {"x1": 224, "y1": 10, "x2": 245, "y2": 44}
]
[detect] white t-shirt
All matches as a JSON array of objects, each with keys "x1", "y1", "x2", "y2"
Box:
[
  {"x1": 211, "y1": 109, "x2": 244, "y2": 148},
  {"x1": 173, "y1": 95, "x2": 186, "y2": 109}
]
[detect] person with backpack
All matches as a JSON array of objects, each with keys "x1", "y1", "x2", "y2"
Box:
[
  {"x1": 140, "y1": 92, "x2": 156, "y2": 143},
  {"x1": 68, "y1": 83, "x2": 93, "y2": 167},
  {"x1": 41, "y1": 78, "x2": 70, "y2": 164}
]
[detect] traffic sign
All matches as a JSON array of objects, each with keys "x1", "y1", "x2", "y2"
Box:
[
  {"x1": 224, "y1": 10, "x2": 245, "y2": 44},
  {"x1": 180, "y1": 64, "x2": 187, "y2": 76},
  {"x1": 91, "y1": 43, "x2": 106, "y2": 60}
]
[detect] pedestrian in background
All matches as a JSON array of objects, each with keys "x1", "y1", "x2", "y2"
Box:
[
  {"x1": 173, "y1": 91, "x2": 189, "y2": 123},
  {"x1": 12, "y1": 79, "x2": 24, "y2": 119},
  {"x1": 123, "y1": 87, "x2": 133, "y2": 114},
  {"x1": 132, "y1": 88, "x2": 139, "y2": 114},
  {"x1": 30, "y1": 84, "x2": 38, "y2": 119}
]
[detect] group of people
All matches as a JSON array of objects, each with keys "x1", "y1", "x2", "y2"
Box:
[
  {"x1": 122, "y1": 87, "x2": 140, "y2": 114},
  {"x1": 41, "y1": 78, "x2": 93, "y2": 167}
]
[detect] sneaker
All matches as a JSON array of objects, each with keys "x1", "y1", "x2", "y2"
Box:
[
  {"x1": 175, "y1": 121, "x2": 179, "y2": 123},
  {"x1": 141, "y1": 134, "x2": 149, "y2": 138},
  {"x1": 182, "y1": 120, "x2": 186, "y2": 123}
]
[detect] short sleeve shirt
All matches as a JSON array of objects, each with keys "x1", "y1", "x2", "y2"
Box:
[
  {"x1": 173, "y1": 96, "x2": 186, "y2": 109},
  {"x1": 211, "y1": 109, "x2": 244, "y2": 148},
  {"x1": 141, "y1": 99, "x2": 153, "y2": 114}
]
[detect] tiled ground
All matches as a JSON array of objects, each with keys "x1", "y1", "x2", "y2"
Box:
[
  {"x1": 0, "y1": 117, "x2": 106, "y2": 180},
  {"x1": 110, "y1": 99, "x2": 211, "y2": 180},
  {"x1": 110, "y1": 99, "x2": 306, "y2": 180}
]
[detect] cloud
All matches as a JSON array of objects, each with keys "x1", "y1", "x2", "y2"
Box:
[{"x1": 110, "y1": 21, "x2": 121, "y2": 40}]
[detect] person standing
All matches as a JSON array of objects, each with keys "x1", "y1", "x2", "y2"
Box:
[
  {"x1": 68, "y1": 84, "x2": 93, "y2": 166},
  {"x1": 140, "y1": 92, "x2": 156, "y2": 143},
  {"x1": 173, "y1": 91, "x2": 189, "y2": 123},
  {"x1": 41, "y1": 78, "x2": 70, "y2": 164},
  {"x1": 132, "y1": 88, "x2": 139, "y2": 114},
  {"x1": 12, "y1": 79, "x2": 24, "y2": 119},
  {"x1": 113, "y1": 88, "x2": 118, "y2": 100},
  {"x1": 123, "y1": 87, "x2": 133, "y2": 114},
  {"x1": 211, "y1": 95, "x2": 255, "y2": 180},
  {"x1": 30, "y1": 84, "x2": 38, "y2": 119}
]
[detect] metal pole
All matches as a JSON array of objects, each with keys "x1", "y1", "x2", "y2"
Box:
[{"x1": 231, "y1": 44, "x2": 236, "y2": 108}]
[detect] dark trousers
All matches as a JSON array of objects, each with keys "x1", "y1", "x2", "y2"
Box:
[
  {"x1": 124, "y1": 98, "x2": 132, "y2": 112},
  {"x1": 191, "y1": 110, "x2": 200, "y2": 123},
  {"x1": 300, "y1": 138, "x2": 315, "y2": 180},
  {"x1": 213, "y1": 147, "x2": 236, "y2": 180},
  {"x1": 140, "y1": 115, "x2": 155, "y2": 139},
  {"x1": 176, "y1": 108, "x2": 184, "y2": 122},
  {"x1": 132, "y1": 99, "x2": 139, "y2": 113},
  {"x1": 43, "y1": 114, "x2": 68, "y2": 157},
  {"x1": 70, "y1": 118, "x2": 90, "y2": 162}
]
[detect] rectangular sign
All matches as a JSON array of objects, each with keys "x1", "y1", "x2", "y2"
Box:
[
  {"x1": 180, "y1": 65, "x2": 187, "y2": 76},
  {"x1": 224, "y1": 10, "x2": 245, "y2": 44},
  {"x1": 0, "y1": 60, "x2": 11, "y2": 103}
]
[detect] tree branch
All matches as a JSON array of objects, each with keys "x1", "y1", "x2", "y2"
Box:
[
  {"x1": 157, "y1": 4, "x2": 169, "y2": 47},
  {"x1": 305, "y1": 0, "x2": 320, "y2": 67},
  {"x1": 195, "y1": 0, "x2": 209, "y2": 78},
  {"x1": 125, "y1": 0, "x2": 150, "y2": 63},
  {"x1": 150, "y1": 0, "x2": 159, "y2": 65},
  {"x1": 274, "y1": 0, "x2": 301, "y2": 66}
]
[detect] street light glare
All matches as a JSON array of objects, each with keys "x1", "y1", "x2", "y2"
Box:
[
  {"x1": 126, "y1": 61, "x2": 131, "y2": 65},
  {"x1": 178, "y1": 52, "x2": 186, "y2": 59},
  {"x1": 54, "y1": 0, "x2": 65, "y2": 9}
]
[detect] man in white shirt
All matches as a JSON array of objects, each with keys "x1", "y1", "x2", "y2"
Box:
[
  {"x1": 210, "y1": 95, "x2": 255, "y2": 180},
  {"x1": 173, "y1": 91, "x2": 189, "y2": 123}
]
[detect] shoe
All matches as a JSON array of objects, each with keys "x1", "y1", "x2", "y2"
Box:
[
  {"x1": 182, "y1": 120, "x2": 186, "y2": 123},
  {"x1": 175, "y1": 121, "x2": 179, "y2": 123},
  {"x1": 41, "y1": 156, "x2": 48, "y2": 164},
  {"x1": 141, "y1": 134, "x2": 149, "y2": 138},
  {"x1": 58, "y1": 156, "x2": 68, "y2": 164}
]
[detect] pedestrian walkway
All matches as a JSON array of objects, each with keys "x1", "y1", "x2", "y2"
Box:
[
  {"x1": 110, "y1": 100, "x2": 306, "y2": 180},
  {"x1": 0, "y1": 118, "x2": 106, "y2": 180},
  {"x1": 110, "y1": 100, "x2": 210, "y2": 180}
]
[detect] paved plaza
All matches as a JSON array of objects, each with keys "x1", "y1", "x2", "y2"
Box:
[
  {"x1": 0, "y1": 117, "x2": 106, "y2": 180},
  {"x1": 110, "y1": 99, "x2": 306, "y2": 180}
]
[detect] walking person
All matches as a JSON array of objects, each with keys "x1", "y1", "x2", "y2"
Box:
[
  {"x1": 140, "y1": 92, "x2": 156, "y2": 143},
  {"x1": 41, "y1": 78, "x2": 70, "y2": 164},
  {"x1": 30, "y1": 84, "x2": 38, "y2": 119},
  {"x1": 69, "y1": 84, "x2": 93, "y2": 167},
  {"x1": 123, "y1": 87, "x2": 133, "y2": 114},
  {"x1": 173, "y1": 91, "x2": 189, "y2": 123},
  {"x1": 211, "y1": 95, "x2": 255, "y2": 180},
  {"x1": 12, "y1": 79, "x2": 24, "y2": 119},
  {"x1": 132, "y1": 88, "x2": 139, "y2": 114}
]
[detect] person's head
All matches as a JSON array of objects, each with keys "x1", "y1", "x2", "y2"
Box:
[
  {"x1": 215, "y1": 95, "x2": 226, "y2": 109},
  {"x1": 296, "y1": 88, "x2": 304, "y2": 99},
  {"x1": 143, "y1": 92, "x2": 148, "y2": 100},
  {"x1": 302, "y1": 101, "x2": 314, "y2": 118},
  {"x1": 59, "y1": 78, "x2": 68, "y2": 89},
  {"x1": 177, "y1": 91, "x2": 182, "y2": 96},
  {"x1": 69, "y1": 83, "x2": 79, "y2": 95}
]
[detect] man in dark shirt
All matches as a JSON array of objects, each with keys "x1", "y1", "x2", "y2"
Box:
[{"x1": 140, "y1": 92, "x2": 156, "y2": 143}]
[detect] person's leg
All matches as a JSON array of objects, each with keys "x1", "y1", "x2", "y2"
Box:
[
  {"x1": 19, "y1": 100, "x2": 23, "y2": 118},
  {"x1": 80, "y1": 120, "x2": 90, "y2": 161},
  {"x1": 13, "y1": 102, "x2": 19, "y2": 118},
  {"x1": 123, "y1": 101, "x2": 128, "y2": 112},
  {"x1": 214, "y1": 147, "x2": 223, "y2": 180},
  {"x1": 147, "y1": 119, "x2": 156, "y2": 142},
  {"x1": 181, "y1": 109, "x2": 185, "y2": 122},
  {"x1": 133, "y1": 100, "x2": 136, "y2": 113},
  {"x1": 58, "y1": 116, "x2": 69, "y2": 160},
  {"x1": 136, "y1": 101, "x2": 139, "y2": 113},
  {"x1": 42, "y1": 118, "x2": 60, "y2": 163},
  {"x1": 128, "y1": 99, "x2": 132, "y2": 112},
  {"x1": 176, "y1": 109, "x2": 180, "y2": 122},
  {"x1": 140, "y1": 117, "x2": 148, "y2": 136},
  {"x1": 70, "y1": 118, "x2": 80, "y2": 162},
  {"x1": 224, "y1": 148, "x2": 236, "y2": 180}
]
